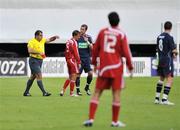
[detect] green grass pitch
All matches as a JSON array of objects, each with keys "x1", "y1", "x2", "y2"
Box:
[{"x1": 0, "y1": 77, "x2": 180, "y2": 130}]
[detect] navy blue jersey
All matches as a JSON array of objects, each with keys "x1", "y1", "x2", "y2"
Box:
[
  {"x1": 157, "y1": 32, "x2": 176, "y2": 67},
  {"x1": 77, "y1": 34, "x2": 93, "y2": 58}
]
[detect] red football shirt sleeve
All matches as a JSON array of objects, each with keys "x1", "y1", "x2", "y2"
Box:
[
  {"x1": 92, "y1": 31, "x2": 101, "y2": 66},
  {"x1": 73, "y1": 41, "x2": 81, "y2": 64},
  {"x1": 121, "y1": 35, "x2": 133, "y2": 71}
]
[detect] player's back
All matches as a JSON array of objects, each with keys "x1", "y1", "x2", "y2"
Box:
[
  {"x1": 65, "y1": 39, "x2": 76, "y2": 60},
  {"x1": 157, "y1": 32, "x2": 176, "y2": 67},
  {"x1": 93, "y1": 27, "x2": 132, "y2": 77},
  {"x1": 157, "y1": 32, "x2": 175, "y2": 58},
  {"x1": 99, "y1": 28, "x2": 124, "y2": 64}
]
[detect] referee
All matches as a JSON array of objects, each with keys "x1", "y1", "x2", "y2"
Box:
[{"x1": 23, "y1": 30, "x2": 59, "y2": 96}]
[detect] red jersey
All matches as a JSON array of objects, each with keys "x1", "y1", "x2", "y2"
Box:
[
  {"x1": 65, "y1": 38, "x2": 81, "y2": 65},
  {"x1": 92, "y1": 27, "x2": 133, "y2": 78}
]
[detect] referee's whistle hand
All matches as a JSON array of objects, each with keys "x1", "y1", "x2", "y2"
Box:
[{"x1": 55, "y1": 35, "x2": 60, "y2": 39}]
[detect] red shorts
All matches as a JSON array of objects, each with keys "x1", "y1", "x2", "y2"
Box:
[
  {"x1": 66, "y1": 59, "x2": 79, "y2": 75},
  {"x1": 96, "y1": 75, "x2": 124, "y2": 90}
]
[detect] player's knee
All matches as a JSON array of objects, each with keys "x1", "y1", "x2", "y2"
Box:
[
  {"x1": 88, "y1": 71, "x2": 93, "y2": 77},
  {"x1": 35, "y1": 73, "x2": 42, "y2": 80},
  {"x1": 70, "y1": 74, "x2": 77, "y2": 81},
  {"x1": 166, "y1": 76, "x2": 173, "y2": 86},
  {"x1": 30, "y1": 75, "x2": 36, "y2": 80},
  {"x1": 113, "y1": 96, "x2": 120, "y2": 103},
  {"x1": 166, "y1": 80, "x2": 173, "y2": 87},
  {"x1": 88, "y1": 74, "x2": 92, "y2": 79},
  {"x1": 157, "y1": 80, "x2": 164, "y2": 85},
  {"x1": 76, "y1": 76, "x2": 80, "y2": 81},
  {"x1": 160, "y1": 76, "x2": 165, "y2": 81},
  {"x1": 92, "y1": 91, "x2": 101, "y2": 100},
  {"x1": 112, "y1": 90, "x2": 120, "y2": 101}
]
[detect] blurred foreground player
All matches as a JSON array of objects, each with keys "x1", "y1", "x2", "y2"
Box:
[
  {"x1": 60, "y1": 30, "x2": 81, "y2": 97},
  {"x1": 83, "y1": 12, "x2": 133, "y2": 127},
  {"x1": 23, "y1": 30, "x2": 59, "y2": 96},
  {"x1": 154, "y1": 21, "x2": 177, "y2": 105}
]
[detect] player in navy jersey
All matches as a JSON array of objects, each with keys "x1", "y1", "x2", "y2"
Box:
[
  {"x1": 154, "y1": 21, "x2": 178, "y2": 105},
  {"x1": 76, "y1": 24, "x2": 93, "y2": 96}
]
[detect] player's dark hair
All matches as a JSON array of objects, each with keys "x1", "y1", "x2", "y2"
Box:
[
  {"x1": 108, "y1": 12, "x2": 120, "y2": 26},
  {"x1": 164, "y1": 21, "x2": 172, "y2": 30},
  {"x1": 72, "y1": 30, "x2": 80, "y2": 36},
  {"x1": 81, "y1": 24, "x2": 88, "y2": 30},
  {"x1": 35, "y1": 30, "x2": 43, "y2": 36}
]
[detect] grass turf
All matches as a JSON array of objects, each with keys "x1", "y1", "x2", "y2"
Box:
[{"x1": 0, "y1": 77, "x2": 179, "y2": 130}]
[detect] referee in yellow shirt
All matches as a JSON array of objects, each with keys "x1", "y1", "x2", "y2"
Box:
[{"x1": 23, "y1": 30, "x2": 59, "y2": 96}]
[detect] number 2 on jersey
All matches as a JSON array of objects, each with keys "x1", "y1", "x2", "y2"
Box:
[{"x1": 104, "y1": 34, "x2": 117, "y2": 53}]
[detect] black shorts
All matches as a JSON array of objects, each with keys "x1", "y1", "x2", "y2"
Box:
[
  {"x1": 79, "y1": 57, "x2": 92, "y2": 74},
  {"x1": 158, "y1": 57, "x2": 174, "y2": 77},
  {"x1": 157, "y1": 64, "x2": 174, "y2": 77},
  {"x1": 29, "y1": 57, "x2": 43, "y2": 74}
]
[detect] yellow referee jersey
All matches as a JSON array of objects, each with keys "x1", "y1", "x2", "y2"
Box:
[{"x1": 27, "y1": 38, "x2": 46, "y2": 59}]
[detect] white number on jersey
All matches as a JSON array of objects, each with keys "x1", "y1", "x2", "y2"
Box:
[
  {"x1": 158, "y1": 39, "x2": 163, "y2": 51},
  {"x1": 104, "y1": 34, "x2": 117, "y2": 53}
]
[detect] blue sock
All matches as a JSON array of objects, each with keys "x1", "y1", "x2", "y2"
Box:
[
  {"x1": 37, "y1": 80, "x2": 46, "y2": 94},
  {"x1": 24, "y1": 79, "x2": 34, "y2": 94}
]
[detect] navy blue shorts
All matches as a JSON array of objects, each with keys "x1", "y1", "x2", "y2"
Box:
[
  {"x1": 29, "y1": 57, "x2": 43, "y2": 75},
  {"x1": 79, "y1": 57, "x2": 92, "y2": 74},
  {"x1": 157, "y1": 64, "x2": 174, "y2": 77},
  {"x1": 157, "y1": 57, "x2": 174, "y2": 77}
]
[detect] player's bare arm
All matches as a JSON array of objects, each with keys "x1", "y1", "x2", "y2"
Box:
[
  {"x1": 88, "y1": 43, "x2": 93, "y2": 50},
  {"x1": 172, "y1": 49, "x2": 178, "y2": 58},
  {"x1": 46, "y1": 35, "x2": 59, "y2": 43},
  {"x1": 129, "y1": 69, "x2": 133, "y2": 79}
]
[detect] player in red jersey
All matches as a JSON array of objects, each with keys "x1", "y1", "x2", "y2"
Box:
[
  {"x1": 60, "y1": 30, "x2": 81, "y2": 97},
  {"x1": 83, "y1": 12, "x2": 133, "y2": 127}
]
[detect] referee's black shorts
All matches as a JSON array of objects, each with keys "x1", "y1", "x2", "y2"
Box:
[{"x1": 29, "y1": 57, "x2": 43, "y2": 74}]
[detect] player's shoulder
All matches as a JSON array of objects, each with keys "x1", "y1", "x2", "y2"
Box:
[
  {"x1": 28, "y1": 38, "x2": 36, "y2": 44},
  {"x1": 99, "y1": 27, "x2": 108, "y2": 33},
  {"x1": 161, "y1": 32, "x2": 174, "y2": 40},
  {"x1": 84, "y1": 34, "x2": 92, "y2": 38},
  {"x1": 66, "y1": 39, "x2": 71, "y2": 45},
  {"x1": 96, "y1": 27, "x2": 108, "y2": 36},
  {"x1": 67, "y1": 38, "x2": 77, "y2": 44},
  {"x1": 42, "y1": 38, "x2": 46, "y2": 43},
  {"x1": 29, "y1": 38, "x2": 35, "y2": 42},
  {"x1": 161, "y1": 32, "x2": 171, "y2": 37},
  {"x1": 157, "y1": 32, "x2": 166, "y2": 39},
  {"x1": 104, "y1": 27, "x2": 126, "y2": 39},
  {"x1": 110, "y1": 27, "x2": 125, "y2": 35},
  {"x1": 166, "y1": 33, "x2": 174, "y2": 39},
  {"x1": 67, "y1": 39, "x2": 73, "y2": 43}
]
